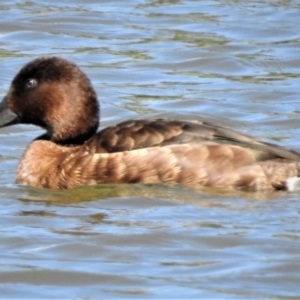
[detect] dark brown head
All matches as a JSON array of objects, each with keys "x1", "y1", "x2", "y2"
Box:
[{"x1": 0, "y1": 57, "x2": 100, "y2": 145}]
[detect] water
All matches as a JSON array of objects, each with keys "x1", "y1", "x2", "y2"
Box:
[{"x1": 0, "y1": 0, "x2": 300, "y2": 298}]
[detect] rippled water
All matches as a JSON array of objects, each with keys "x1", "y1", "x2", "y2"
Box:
[{"x1": 0, "y1": 0, "x2": 300, "y2": 298}]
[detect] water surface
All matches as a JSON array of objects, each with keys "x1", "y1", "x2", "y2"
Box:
[{"x1": 0, "y1": 0, "x2": 300, "y2": 298}]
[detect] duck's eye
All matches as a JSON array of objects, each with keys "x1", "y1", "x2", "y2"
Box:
[{"x1": 25, "y1": 78, "x2": 38, "y2": 89}]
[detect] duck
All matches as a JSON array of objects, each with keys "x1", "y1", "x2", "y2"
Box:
[{"x1": 1, "y1": 56, "x2": 300, "y2": 191}]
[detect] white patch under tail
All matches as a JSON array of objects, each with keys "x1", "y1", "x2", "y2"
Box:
[{"x1": 286, "y1": 176, "x2": 300, "y2": 192}]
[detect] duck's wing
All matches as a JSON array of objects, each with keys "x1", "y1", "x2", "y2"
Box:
[{"x1": 86, "y1": 119, "x2": 300, "y2": 161}]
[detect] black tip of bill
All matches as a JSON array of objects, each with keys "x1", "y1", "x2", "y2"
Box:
[{"x1": 0, "y1": 96, "x2": 19, "y2": 127}]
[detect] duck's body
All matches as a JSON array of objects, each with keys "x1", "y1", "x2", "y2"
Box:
[
  {"x1": 1, "y1": 57, "x2": 300, "y2": 191},
  {"x1": 16, "y1": 138, "x2": 300, "y2": 190}
]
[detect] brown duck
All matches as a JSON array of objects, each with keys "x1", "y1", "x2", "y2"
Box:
[{"x1": 0, "y1": 57, "x2": 300, "y2": 191}]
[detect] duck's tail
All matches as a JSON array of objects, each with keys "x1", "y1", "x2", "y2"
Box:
[{"x1": 235, "y1": 159, "x2": 300, "y2": 191}]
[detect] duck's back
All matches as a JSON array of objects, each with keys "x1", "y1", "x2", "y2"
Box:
[{"x1": 86, "y1": 119, "x2": 300, "y2": 162}]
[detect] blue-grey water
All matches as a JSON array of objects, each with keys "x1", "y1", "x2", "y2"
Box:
[{"x1": 0, "y1": 0, "x2": 300, "y2": 298}]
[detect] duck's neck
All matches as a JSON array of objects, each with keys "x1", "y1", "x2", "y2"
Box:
[
  {"x1": 35, "y1": 122, "x2": 99, "y2": 146},
  {"x1": 36, "y1": 90, "x2": 100, "y2": 146}
]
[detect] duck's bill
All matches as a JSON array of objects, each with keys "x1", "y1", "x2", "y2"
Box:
[{"x1": 0, "y1": 96, "x2": 19, "y2": 127}]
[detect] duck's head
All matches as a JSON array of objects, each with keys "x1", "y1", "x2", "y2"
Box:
[{"x1": 0, "y1": 57, "x2": 100, "y2": 145}]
